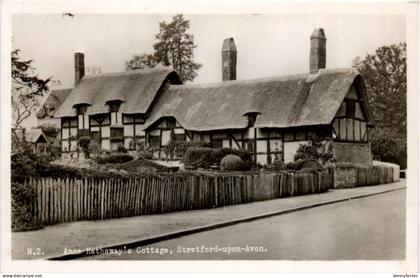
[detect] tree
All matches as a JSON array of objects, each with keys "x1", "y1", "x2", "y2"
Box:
[
  {"x1": 11, "y1": 49, "x2": 51, "y2": 128},
  {"x1": 354, "y1": 43, "x2": 407, "y2": 168},
  {"x1": 125, "y1": 14, "x2": 202, "y2": 82}
]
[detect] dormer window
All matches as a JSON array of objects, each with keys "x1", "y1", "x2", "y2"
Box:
[
  {"x1": 106, "y1": 100, "x2": 123, "y2": 126},
  {"x1": 243, "y1": 112, "x2": 260, "y2": 127},
  {"x1": 108, "y1": 100, "x2": 122, "y2": 112},
  {"x1": 76, "y1": 105, "x2": 88, "y2": 115}
]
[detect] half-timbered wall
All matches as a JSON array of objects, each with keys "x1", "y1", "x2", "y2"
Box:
[
  {"x1": 146, "y1": 117, "x2": 186, "y2": 159},
  {"x1": 122, "y1": 114, "x2": 146, "y2": 150},
  {"x1": 331, "y1": 84, "x2": 369, "y2": 142},
  {"x1": 61, "y1": 117, "x2": 78, "y2": 152}
]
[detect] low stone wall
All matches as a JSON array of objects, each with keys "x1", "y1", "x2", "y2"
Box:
[{"x1": 332, "y1": 142, "x2": 372, "y2": 165}]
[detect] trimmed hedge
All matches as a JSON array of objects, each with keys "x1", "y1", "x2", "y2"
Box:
[
  {"x1": 286, "y1": 160, "x2": 323, "y2": 171},
  {"x1": 94, "y1": 153, "x2": 134, "y2": 164},
  {"x1": 220, "y1": 155, "x2": 246, "y2": 171},
  {"x1": 183, "y1": 147, "x2": 214, "y2": 169},
  {"x1": 183, "y1": 147, "x2": 253, "y2": 170}
]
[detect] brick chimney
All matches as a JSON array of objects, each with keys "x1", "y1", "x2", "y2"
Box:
[
  {"x1": 74, "y1": 52, "x2": 85, "y2": 86},
  {"x1": 310, "y1": 28, "x2": 326, "y2": 74},
  {"x1": 222, "y1": 38, "x2": 237, "y2": 81}
]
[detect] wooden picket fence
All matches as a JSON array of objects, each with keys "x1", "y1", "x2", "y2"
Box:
[
  {"x1": 355, "y1": 165, "x2": 395, "y2": 186},
  {"x1": 333, "y1": 164, "x2": 396, "y2": 188},
  {"x1": 24, "y1": 171, "x2": 333, "y2": 225}
]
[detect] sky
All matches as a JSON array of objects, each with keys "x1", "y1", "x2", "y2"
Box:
[{"x1": 11, "y1": 13, "x2": 406, "y2": 127}]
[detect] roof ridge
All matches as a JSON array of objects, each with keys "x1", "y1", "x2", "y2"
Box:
[
  {"x1": 168, "y1": 68, "x2": 354, "y2": 89},
  {"x1": 82, "y1": 66, "x2": 174, "y2": 80}
]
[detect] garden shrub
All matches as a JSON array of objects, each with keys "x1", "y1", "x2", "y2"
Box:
[
  {"x1": 294, "y1": 137, "x2": 335, "y2": 166},
  {"x1": 183, "y1": 147, "x2": 254, "y2": 170},
  {"x1": 220, "y1": 155, "x2": 246, "y2": 171},
  {"x1": 183, "y1": 147, "x2": 214, "y2": 169},
  {"x1": 210, "y1": 148, "x2": 253, "y2": 166},
  {"x1": 113, "y1": 158, "x2": 172, "y2": 173},
  {"x1": 171, "y1": 141, "x2": 211, "y2": 159},
  {"x1": 11, "y1": 182, "x2": 42, "y2": 232},
  {"x1": 117, "y1": 144, "x2": 128, "y2": 153},
  {"x1": 88, "y1": 140, "x2": 100, "y2": 156},
  {"x1": 39, "y1": 125, "x2": 60, "y2": 139},
  {"x1": 95, "y1": 153, "x2": 134, "y2": 164},
  {"x1": 286, "y1": 159, "x2": 322, "y2": 171},
  {"x1": 267, "y1": 158, "x2": 286, "y2": 171},
  {"x1": 136, "y1": 139, "x2": 154, "y2": 160},
  {"x1": 11, "y1": 142, "x2": 52, "y2": 183}
]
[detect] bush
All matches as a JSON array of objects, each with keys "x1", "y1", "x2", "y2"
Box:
[
  {"x1": 114, "y1": 158, "x2": 172, "y2": 173},
  {"x1": 269, "y1": 159, "x2": 286, "y2": 171},
  {"x1": 175, "y1": 141, "x2": 211, "y2": 158},
  {"x1": 11, "y1": 182, "x2": 43, "y2": 232},
  {"x1": 136, "y1": 139, "x2": 154, "y2": 160},
  {"x1": 183, "y1": 147, "x2": 214, "y2": 169},
  {"x1": 117, "y1": 144, "x2": 128, "y2": 153},
  {"x1": 183, "y1": 147, "x2": 254, "y2": 170},
  {"x1": 95, "y1": 153, "x2": 134, "y2": 164},
  {"x1": 39, "y1": 125, "x2": 60, "y2": 139},
  {"x1": 220, "y1": 155, "x2": 246, "y2": 171},
  {"x1": 294, "y1": 137, "x2": 335, "y2": 165},
  {"x1": 210, "y1": 148, "x2": 253, "y2": 166},
  {"x1": 11, "y1": 142, "x2": 52, "y2": 183},
  {"x1": 88, "y1": 140, "x2": 100, "y2": 155},
  {"x1": 286, "y1": 159, "x2": 323, "y2": 171}
]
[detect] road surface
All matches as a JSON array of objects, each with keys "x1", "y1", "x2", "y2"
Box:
[{"x1": 82, "y1": 189, "x2": 405, "y2": 260}]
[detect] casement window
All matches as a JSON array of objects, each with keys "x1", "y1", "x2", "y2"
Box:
[
  {"x1": 110, "y1": 127, "x2": 124, "y2": 140},
  {"x1": 91, "y1": 131, "x2": 100, "y2": 143}
]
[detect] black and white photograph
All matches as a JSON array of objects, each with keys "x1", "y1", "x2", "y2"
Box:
[{"x1": 1, "y1": 0, "x2": 419, "y2": 276}]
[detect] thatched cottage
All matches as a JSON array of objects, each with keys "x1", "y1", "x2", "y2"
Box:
[{"x1": 55, "y1": 28, "x2": 374, "y2": 165}]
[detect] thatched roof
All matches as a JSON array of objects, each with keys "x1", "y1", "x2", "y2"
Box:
[
  {"x1": 55, "y1": 67, "x2": 181, "y2": 117},
  {"x1": 36, "y1": 88, "x2": 72, "y2": 118},
  {"x1": 145, "y1": 68, "x2": 372, "y2": 131}
]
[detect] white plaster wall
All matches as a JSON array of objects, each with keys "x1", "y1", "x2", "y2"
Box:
[
  {"x1": 283, "y1": 141, "x2": 308, "y2": 163},
  {"x1": 222, "y1": 139, "x2": 230, "y2": 148},
  {"x1": 124, "y1": 125, "x2": 134, "y2": 137},
  {"x1": 257, "y1": 154, "x2": 267, "y2": 165},
  {"x1": 135, "y1": 124, "x2": 145, "y2": 136}
]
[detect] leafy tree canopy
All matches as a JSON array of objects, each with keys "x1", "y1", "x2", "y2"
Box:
[
  {"x1": 354, "y1": 43, "x2": 406, "y2": 167},
  {"x1": 125, "y1": 14, "x2": 202, "y2": 83},
  {"x1": 12, "y1": 49, "x2": 51, "y2": 127}
]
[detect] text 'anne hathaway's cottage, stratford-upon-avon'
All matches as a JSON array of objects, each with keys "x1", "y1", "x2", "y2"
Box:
[{"x1": 51, "y1": 28, "x2": 374, "y2": 165}]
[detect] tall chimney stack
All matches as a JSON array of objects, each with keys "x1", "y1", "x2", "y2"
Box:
[
  {"x1": 74, "y1": 52, "x2": 85, "y2": 86},
  {"x1": 222, "y1": 38, "x2": 237, "y2": 81},
  {"x1": 310, "y1": 28, "x2": 326, "y2": 74}
]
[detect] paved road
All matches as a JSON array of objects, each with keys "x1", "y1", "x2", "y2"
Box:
[{"x1": 83, "y1": 189, "x2": 406, "y2": 260}]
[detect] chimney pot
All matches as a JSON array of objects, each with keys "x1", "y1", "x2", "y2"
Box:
[
  {"x1": 222, "y1": 38, "x2": 237, "y2": 81},
  {"x1": 310, "y1": 28, "x2": 326, "y2": 74},
  {"x1": 74, "y1": 52, "x2": 85, "y2": 86}
]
